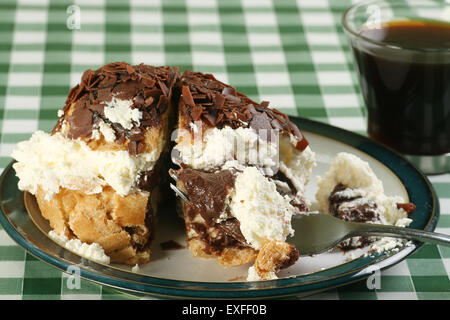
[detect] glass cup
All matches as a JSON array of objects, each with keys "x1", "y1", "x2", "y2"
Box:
[{"x1": 342, "y1": 0, "x2": 450, "y2": 174}]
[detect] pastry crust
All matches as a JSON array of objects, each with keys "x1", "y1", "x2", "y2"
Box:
[
  {"x1": 252, "y1": 240, "x2": 299, "y2": 280},
  {"x1": 187, "y1": 239, "x2": 258, "y2": 267},
  {"x1": 35, "y1": 185, "x2": 159, "y2": 265}
]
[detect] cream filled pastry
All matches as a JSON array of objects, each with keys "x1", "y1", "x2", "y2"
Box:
[
  {"x1": 172, "y1": 71, "x2": 316, "y2": 280},
  {"x1": 12, "y1": 62, "x2": 180, "y2": 265}
]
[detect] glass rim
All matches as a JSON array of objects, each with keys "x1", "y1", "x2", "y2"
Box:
[{"x1": 341, "y1": 0, "x2": 450, "y2": 53}]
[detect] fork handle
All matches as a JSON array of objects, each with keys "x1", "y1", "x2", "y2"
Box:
[{"x1": 347, "y1": 223, "x2": 450, "y2": 247}]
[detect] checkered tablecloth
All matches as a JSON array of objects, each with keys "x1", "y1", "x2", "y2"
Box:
[{"x1": 0, "y1": 0, "x2": 448, "y2": 300}]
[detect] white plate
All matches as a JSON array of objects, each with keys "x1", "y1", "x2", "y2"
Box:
[{"x1": 0, "y1": 117, "x2": 438, "y2": 299}]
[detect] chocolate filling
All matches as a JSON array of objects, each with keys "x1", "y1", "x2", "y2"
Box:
[
  {"x1": 329, "y1": 184, "x2": 416, "y2": 251},
  {"x1": 188, "y1": 221, "x2": 247, "y2": 254},
  {"x1": 177, "y1": 168, "x2": 249, "y2": 252},
  {"x1": 122, "y1": 173, "x2": 157, "y2": 254},
  {"x1": 328, "y1": 183, "x2": 380, "y2": 251},
  {"x1": 329, "y1": 183, "x2": 380, "y2": 223},
  {"x1": 215, "y1": 218, "x2": 247, "y2": 245},
  {"x1": 178, "y1": 169, "x2": 236, "y2": 224}
]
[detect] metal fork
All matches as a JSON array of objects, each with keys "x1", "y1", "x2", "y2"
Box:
[
  {"x1": 290, "y1": 212, "x2": 450, "y2": 256},
  {"x1": 168, "y1": 169, "x2": 189, "y2": 202}
]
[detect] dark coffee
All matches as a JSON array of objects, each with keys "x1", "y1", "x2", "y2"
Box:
[{"x1": 352, "y1": 20, "x2": 450, "y2": 156}]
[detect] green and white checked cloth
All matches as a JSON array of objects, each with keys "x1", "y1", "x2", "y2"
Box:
[{"x1": 0, "y1": 0, "x2": 448, "y2": 300}]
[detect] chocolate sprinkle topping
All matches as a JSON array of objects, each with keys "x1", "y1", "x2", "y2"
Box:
[
  {"x1": 179, "y1": 70, "x2": 309, "y2": 150},
  {"x1": 53, "y1": 62, "x2": 179, "y2": 155},
  {"x1": 53, "y1": 63, "x2": 309, "y2": 155}
]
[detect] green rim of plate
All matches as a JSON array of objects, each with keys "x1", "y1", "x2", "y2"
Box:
[{"x1": 0, "y1": 117, "x2": 439, "y2": 299}]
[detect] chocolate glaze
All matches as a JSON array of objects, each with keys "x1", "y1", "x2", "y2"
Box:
[
  {"x1": 178, "y1": 168, "x2": 236, "y2": 224},
  {"x1": 177, "y1": 168, "x2": 250, "y2": 250},
  {"x1": 180, "y1": 70, "x2": 309, "y2": 151},
  {"x1": 53, "y1": 62, "x2": 180, "y2": 155},
  {"x1": 55, "y1": 64, "x2": 309, "y2": 156}
]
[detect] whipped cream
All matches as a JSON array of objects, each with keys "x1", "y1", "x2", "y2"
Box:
[
  {"x1": 247, "y1": 266, "x2": 277, "y2": 281},
  {"x1": 229, "y1": 166, "x2": 295, "y2": 250},
  {"x1": 104, "y1": 97, "x2": 142, "y2": 130},
  {"x1": 48, "y1": 230, "x2": 110, "y2": 264},
  {"x1": 175, "y1": 125, "x2": 316, "y2": 191},
  {"x1": 278, "y1": 140, "x2": 315, "y2": 195},
  {"x1": 98, "y1": 120, "x2": 116, "y2": 142},
  {"x1": 175, "y1": 126, "x2": 279, "y2": 174},
  {"x1": 12, "y1": 130, "x2": 158, "y2": 200}
]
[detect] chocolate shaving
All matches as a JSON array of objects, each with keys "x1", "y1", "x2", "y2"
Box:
[
  {"x1": 213, "y1": 93, "x2": 225, "y2": 110},
  {"x1": 144, "y1": 96, "x2": 154, "y2": 106},
  {"x1": 202, "y1": 112, "x2": 217, "y2": 126},
  {"x1": 140, "y1": 76, "x2": 156, "y2": 88},
  {"x1": 56, "y1": 63, "x2": 308, "y2": 156},
  {"x1": 156, "y1": 95, "x2": 169, "y2": 114},
  {"x1": 67, "y1": 107, "x2": 93, "y2": 139},
  {"x1": 181, "y1": 86, "x2": 195, "y2": 107},
  {"x1": 158, "y1": 80, "x2": 170, "y2": 97},
  {"x1": 397, "y1": 203, "x2": 416, "y2": 213},
  {"x1": 128, "y1": 140, "x2": 138, "y2": 155},
  {"x1": 260, "y1": 101, "x2": 270, "y2": 108},
  {"x1": 221, "y1": 87, "x2": 236, "y2": 97}
]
